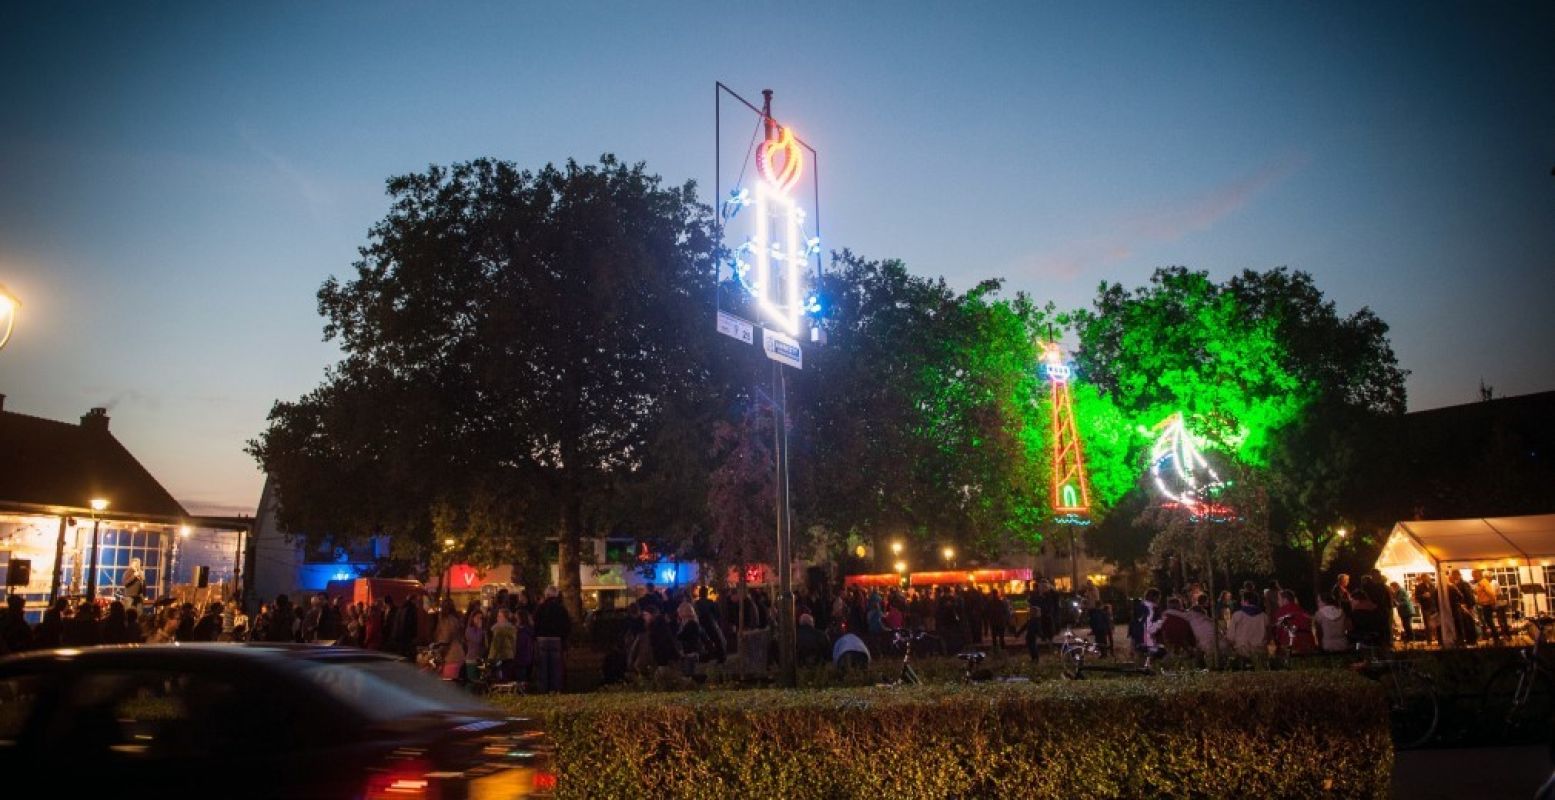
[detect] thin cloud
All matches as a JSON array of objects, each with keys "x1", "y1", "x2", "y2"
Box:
[
  {"x1": 1027, "y1": 153, "x2": 1309, "y2": 280},
  {"x1": 236, "y1": 123, "x2": 333, "y2": 220}
]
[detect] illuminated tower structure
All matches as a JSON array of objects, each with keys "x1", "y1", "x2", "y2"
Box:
[{"x1": 1040, "y1": 341, "x2": 1091, "y2": 525}]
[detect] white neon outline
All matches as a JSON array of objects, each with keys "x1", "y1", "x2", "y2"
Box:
[
  {"x1": 752, "y1": 180, "x2": 802, "y2": 335},
  {"x1": 1149, "y1": 412, "x2": 1224, "y2": 512}
]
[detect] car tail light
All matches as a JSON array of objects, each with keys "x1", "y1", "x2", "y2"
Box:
[
  {"x1": 365, "y1": 764, "x2": 432, "y2": 799},
  {"x1": 532, "y1": 770, "x2": 558, "y2": 793}
]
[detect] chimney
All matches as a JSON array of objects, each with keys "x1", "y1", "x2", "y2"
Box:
[
  {"x1": 81, "y1": 407, "x2": 110, "y2": 432},
  {"x1": 0, "y1": 393, "x2": 6, "y2": 413}
]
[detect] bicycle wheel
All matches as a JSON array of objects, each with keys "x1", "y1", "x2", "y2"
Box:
[
  {"x1": 1385, "y1": 668, "x2": 1439, "y2": 750},
  {"x1": 1481, "y1": 663, "x2": 1555, "y2": 742},
  {"x1": 1062, "y1": 646, "x2": 1085, "y2": 680}
]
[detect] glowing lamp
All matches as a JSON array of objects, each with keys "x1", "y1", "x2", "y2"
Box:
[
  {"x1": 854, "y1": 545, "x2": 866, "y2": 558},
  {"x1": 179, "y1": 525, "x2": 191, "y2": 538},
  {"x1": 891, "y1": 541, "x2": 904, "y2": 556},
  {"x1": 0, "y1": 283, "x2": 17, "y2": 352},
  {"x1": 942, "y1": 546, "x2": 955, "y2": 562},
  {"x1": 442, "y1": 537, "x2": 455, "y2": 548},
  {"x1": 893, "y1": 560, "x2": 907, "y2": 574},
  {"x1": 90, "y1": 498, "x2": 108, "y2": 512}
]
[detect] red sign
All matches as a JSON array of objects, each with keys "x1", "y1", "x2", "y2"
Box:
[{"x1": 448, "y1": 563, "x2": 483, "y2": 590}]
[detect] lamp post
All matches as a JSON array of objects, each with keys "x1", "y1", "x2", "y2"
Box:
[
  {"x1": 0, "y1": 283, "x2": 18, "y2": 352},
  {"x1": 942, "y1": 546, "x2": 956, "y2": 568},
  {"x1": 170, "y1": 525, "x2": 190, "y2": 599},
  {"x1": 84, "y1": 498, "x2": 108, "y2": 600},
  {"x1": 440, "y1": 538, "x2": 456, "y2": 603},
  {"x1": 894, "y1": 559, "x2": 908, "y2": 588}
]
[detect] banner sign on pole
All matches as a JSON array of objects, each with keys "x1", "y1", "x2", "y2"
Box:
[
  {"x1": 716, "y1": 311, "x2": 755, "y2": 345},
  {"x1": 763, "y1": 328, "x2": 803, "y2": 370}
]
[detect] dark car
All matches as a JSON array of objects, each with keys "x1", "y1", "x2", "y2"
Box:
[{"x1": 0, "y1": 643, "x2": 556, "y2": 798}]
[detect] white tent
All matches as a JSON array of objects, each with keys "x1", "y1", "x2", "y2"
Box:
[{"x1": 1374, "y1": 514, "x2": 1555, "y2": 646}]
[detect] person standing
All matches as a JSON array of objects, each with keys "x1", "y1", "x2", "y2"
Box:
[
  {"x1": 1413, "y1": 574, "x2": 1439, "y2": 646},
  {"x1": 534, "y1": 586, "x2": 570, "y2": 693},
  {"x1": 1391, "y1": 581, "x2": 1416, "y2": 643},
  {"x1": 120, "y1": 558, "x2": 146, "y2": 611},
  {"x1": 1474, "y1": 570, "x2": 1511, "y2": 642}
]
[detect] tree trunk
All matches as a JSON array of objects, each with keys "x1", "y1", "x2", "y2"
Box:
[{"x1": 557, "y1": 484, "x2": 584, "y2": 623}]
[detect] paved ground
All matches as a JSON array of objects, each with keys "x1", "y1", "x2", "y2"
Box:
[{"x1": 1393, "y1": 745, "x2": 1550, "y2": 799}]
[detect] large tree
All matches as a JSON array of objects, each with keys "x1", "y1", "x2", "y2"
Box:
[
  {"x1": 1069, "y1": 266, "x2": 1407, "y2": 594},
  {"x1": 250, "y1": 156, "x2": 719, "y2": 619}
]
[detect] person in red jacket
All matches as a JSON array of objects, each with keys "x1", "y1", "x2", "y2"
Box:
[{"x1": 1273, "y1": 589, "x2": 1316, "y2": 655}]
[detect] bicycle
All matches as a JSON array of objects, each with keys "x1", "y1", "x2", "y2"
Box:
[
  {"x1": 1480, "y1": 614, "x2": 1555, "y2": 741},
  {"x1": 876, "y1": 628, "x2": 927, "y2": 687},
  {"x1": 955, "y1": 649, "x2": 1031, "y2": 684},
  {"x1": 1060, "y1": 630, "x2": 1160, "y2": 680},
  {"x1": 1349, "y1": 642, "x2": 1438, "y2": 749}
]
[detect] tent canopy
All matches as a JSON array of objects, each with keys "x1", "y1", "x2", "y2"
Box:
[{"x1": 1376, "y1": 514, "x2": 1555, "y2": 568}]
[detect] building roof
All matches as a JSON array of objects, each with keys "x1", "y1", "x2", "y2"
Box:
[
  {"x1": 1375, "y1": 513, "x2": 1555, "y2": 570},
  {"x1": 0, "y1": 403, "x2": 188, "y2": 520}
]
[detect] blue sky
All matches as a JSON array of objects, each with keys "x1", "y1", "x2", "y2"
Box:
[{"x1": 1, "y1": 2, "x2": 1551, "y2": 513}]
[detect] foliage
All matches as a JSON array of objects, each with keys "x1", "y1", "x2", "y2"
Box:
[
  {"x1": 705, "y1": 401, "x2": 778, "y2": 576},
  {"x1": 793, "y1": 253, "x2": 1058, "y2": 559},
  {"x1": 250, "y1": 156, "x2": 721, "y2": 619},
  {"x1": 1074, "y1": 267, "x2": 1309, "y2": 467},
  {"x1": 492, "y1": 671, "x2": 1392, "y2": 799},
  {"x1": 1142, "y1": 473, "x2": 1275, "y2": 585}
]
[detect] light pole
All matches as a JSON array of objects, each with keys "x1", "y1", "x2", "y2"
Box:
[
  {"x1": 942, "y1": 546, "x2": 956, "y2": 568},
  {"x1": 84, "y1": 498, "x2": 108, "y2": 600},
  {"x1": 440, "y1": 538, "x2": 456, "y2": 603},
  {"x1": 170, "y1": 525, "x2": 190, "y2": 599},
  {"x1": 894, "y1": 559, "x2": 908, "y2": 589},
  {"x1": 0, "y1": 283, "x2": 18, "y2": 352}
]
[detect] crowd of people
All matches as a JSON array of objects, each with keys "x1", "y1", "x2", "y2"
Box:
[
  {"x1": 0, "y1": 592, "x2": 251, "y2": 656},
  {"x1": 597, "y1": 578, "x2": 1115, "y2": 683},
  {"x1": 1127, "y1": 567, "x2": 1524, "y2": 665}
]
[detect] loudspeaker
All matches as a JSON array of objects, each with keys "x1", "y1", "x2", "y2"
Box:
[
  {"x1": 195, "y1": 565, "x2": 210, "y2": 588},
  {"x1": 5, "y1": 559, "x2": 30, "y2": 588}
]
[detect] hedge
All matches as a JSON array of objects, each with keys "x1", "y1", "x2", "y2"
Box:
[{"x1": 493, "y1": 670, "x2": 1392, "y2": 799}]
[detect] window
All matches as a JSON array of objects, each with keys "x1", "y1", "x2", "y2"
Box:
[
  {"x1": 51, "y1": 669, "x2": 324, "y2": 760},
  {"x1": 63, "y1": 528, "x2": 167, "y2": 602},
  {"x1": 1489, "y1": 567, "x2": 1522, "y2": 608},
  {"x1": 0, "y1": 673, "x2": 56, "y2": 747}
]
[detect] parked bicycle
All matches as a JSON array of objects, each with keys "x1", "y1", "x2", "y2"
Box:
[
  {"x1": 1060, "y1": 630, "x2": 1160, "y2": 680},
  {"x1": 877, "y1": 628, "x2": 927, "y2": 687},
  {"x1": 1349, "y1": 642, "x2": 1438, "y2": 749},
  {"x1": 955, "y1": 649, "x2": 1032, "y2": 684},
  {"x1": 1480, "y1": 614, "x2": 1555, "y2": 740}
]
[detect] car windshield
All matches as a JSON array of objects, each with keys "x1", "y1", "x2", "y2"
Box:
[{"x1": 292, "y1": 658, "x2": 494, "y2": 724}]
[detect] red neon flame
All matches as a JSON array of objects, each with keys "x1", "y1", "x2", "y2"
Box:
[{"x1": 756, "y1": 126, "x2": 803, "y2": 194}]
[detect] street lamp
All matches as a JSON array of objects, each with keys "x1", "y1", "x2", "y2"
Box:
[
  {"x1": 0, "y1": 283, "x2": 18, "y2": 352},
  {"x1": 942, "y1": 546, "x2": 955, "y2": 564},
  {"x1": 891, "y1": 541, "x2": 904, "y2": 557},
  {"x1": 1336, "y1": 527, "x2": 1348, "y2": 539},
  {"x1": 84, "y1": 498, "x2": 109, "y2": 600}
]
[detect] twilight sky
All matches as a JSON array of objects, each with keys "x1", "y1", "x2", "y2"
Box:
[{"x1": 1, "y1": 2, "x2": 1551, "y2": 514}]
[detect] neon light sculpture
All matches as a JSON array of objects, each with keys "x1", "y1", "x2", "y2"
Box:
[
  {"x1": 1148, "y1": 412, "x2": 1227, "y2": 515},
  {"x1": 723, "y1": 124, "x2": 820, "y2": 336},
  {"x1": 1041, "y1": 341, "x2": 1091, "y2": 525}
]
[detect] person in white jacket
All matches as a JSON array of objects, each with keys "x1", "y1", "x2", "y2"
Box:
[
  {"x1": 1226, "y1": 590, "x2": 1269, "y2": 660},
  {"x1": 1314, "y1": 590, "x2": 1352, "y2": 652}
]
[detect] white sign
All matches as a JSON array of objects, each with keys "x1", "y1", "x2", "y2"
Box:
[
  {"x1": 763, "y1": 328, "x2": 803, "y2": 370},
  {"x1": 716, "y1": 311, "x2": 755, "y2": 345}
]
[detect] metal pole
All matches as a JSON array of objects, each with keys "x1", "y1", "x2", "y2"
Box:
[
  {"x1": 48, "y1": 516, "x2": 67, "y2": 604},
  {"x1": 85, "y1": 516, "x2": 102, "y2": 600},
  {"x1": 773, "y1": 360, "x2": 796, "y2": 687}
]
